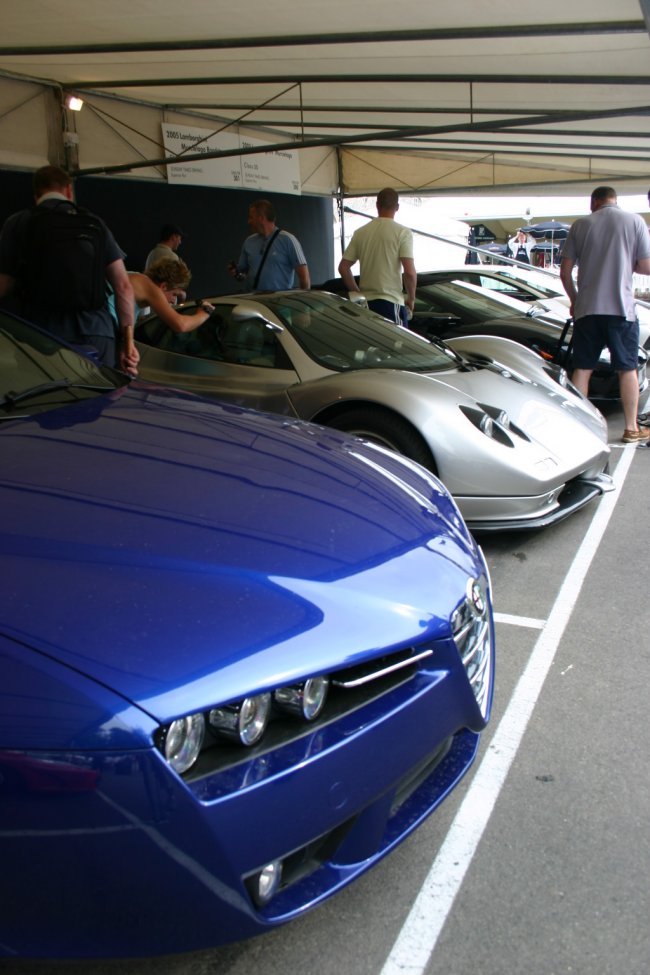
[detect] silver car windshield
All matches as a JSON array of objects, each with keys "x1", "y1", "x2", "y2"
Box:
[
  {"x1": 416, "y1": 279, "x2": 519, "y2": 321},
  {"x1": 262, "y1": 293, "x2": 458, "y2": 371},
  {"x1": 492, "y1": 270, "x2": 562, "y2": 299}
]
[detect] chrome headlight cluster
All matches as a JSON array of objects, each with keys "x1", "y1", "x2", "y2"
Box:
[
  {"x1": 163, "y1": 714, "x2": 205, "y2": 774},
  {"x1": 273, "y1": 677, "x2": 330, "y2": 721},
  {"x1": 543, "y1": 362, "x2": 568, "y2": 387},
  {"x1": 542, "y1": 361, "x2": 583, "y2": 397},
  {"x1": 459, "y1": 404, "x2": 524, "y2": 446},
  {"x1": 479, "y1": 412, "x2": 494, "y2": 437},
  {"x1": 481, "y1": 404, "x2": 510, "y2": 429},
  {"x1": 542, "y1": 361, "x2": 571, "y2": 388},
  {"x1": 451, "y1": 576, "x2": 493, "y2": 720},
  {"x1": 156, "y1": 677, "x2": 330, "y2": 776},
  {"x1": 210, "y1": 693, "x2": 273, "y2": 746}
]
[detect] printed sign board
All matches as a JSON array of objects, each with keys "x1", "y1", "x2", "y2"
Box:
[{"x1": 162, "y1": 124, "x2": 301, "y2": 195}]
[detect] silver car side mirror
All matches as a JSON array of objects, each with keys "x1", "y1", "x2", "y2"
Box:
[{"x1": 231, "y1": 305, "x2": 283, "y2": 332}]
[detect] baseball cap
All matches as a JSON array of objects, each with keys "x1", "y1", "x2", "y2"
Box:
[{"x1": 160, "y1": 223, "x2": 185, "y2": 239}]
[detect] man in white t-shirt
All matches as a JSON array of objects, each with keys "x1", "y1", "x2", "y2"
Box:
[
  {"x1": 560, "y1": 185, "x2": 650, "y2": 443},
  {"x1": 338, "y1": 188, "x2": 416, "y2": 325}
]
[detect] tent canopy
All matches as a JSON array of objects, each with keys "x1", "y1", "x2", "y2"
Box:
[{"x1": 2, "y1": 0, "x2": 650, "y2": 196}]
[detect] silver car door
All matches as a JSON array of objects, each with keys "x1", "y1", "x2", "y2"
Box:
[{"x1": 136, "y1": 303, "x2": 300, "y2": 414}]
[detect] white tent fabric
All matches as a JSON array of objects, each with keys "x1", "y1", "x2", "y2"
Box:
[{"x1": 2, "y1": 0, "x2": 650, "y2": 196}]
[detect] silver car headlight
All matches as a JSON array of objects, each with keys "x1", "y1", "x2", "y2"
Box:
[
  {"x1": 479, "y1": 403, "x2": 511, "y2": 429},
  {"x1": 542, "y1": 361, "x2": 569, "y2": 388},
  {"x1": 479, "y1": 413, "x2": 494, "y2": 437},
  {"x1": 460, "y1": 405, "x2": 516, "y2": 446}
]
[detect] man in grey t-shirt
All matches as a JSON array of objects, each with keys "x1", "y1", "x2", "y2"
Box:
[
  {"x1": 560, "y1": 186, "x2": 650, "y2": 442},
  {"x1": 145, "y1": 224, "x2": 183, "y2": 271}
]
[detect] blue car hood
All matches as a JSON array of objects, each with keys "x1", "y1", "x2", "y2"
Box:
[{"x1": 1, "y1": 384, "x2": 477, "y2": 720}]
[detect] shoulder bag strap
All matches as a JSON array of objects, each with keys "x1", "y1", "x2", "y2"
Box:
[{"x1": 253, "y1": 228, "x2": 281, "y2": 289}]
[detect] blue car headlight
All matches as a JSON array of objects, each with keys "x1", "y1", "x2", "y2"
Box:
[
  {"x1": 209, "y1": 693, "x2": 272, "y2": 746},
  {"x1": 161, "y1": 713, "x2": 205, "y2": 774},
  {"x1": 155, "y1": 676, "x2": 332, "y2": 776},
  {"x1": 274, "y1": 677, "x2": 330, "y2": 721}
]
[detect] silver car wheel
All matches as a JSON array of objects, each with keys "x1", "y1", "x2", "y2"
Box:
[{"x1": 327, "y1": 407, "x2": 435, "y2": 472}]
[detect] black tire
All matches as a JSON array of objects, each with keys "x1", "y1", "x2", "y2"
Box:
[{"x1": 328, "y1": 407, "x2": 435, "y2": 472}]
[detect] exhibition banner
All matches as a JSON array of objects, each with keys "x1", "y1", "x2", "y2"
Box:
[{"x1": 162, "y1": 124, "x2": 301, "y2": 195}]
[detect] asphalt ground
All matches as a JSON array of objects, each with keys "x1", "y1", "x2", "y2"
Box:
[{"x1": 6, "y1": 397, "x2": 650, "y2": 975}]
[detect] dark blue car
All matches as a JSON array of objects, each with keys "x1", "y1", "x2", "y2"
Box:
[{"x1": 0, "y1": 312, "x2": 494, "y2": 958}]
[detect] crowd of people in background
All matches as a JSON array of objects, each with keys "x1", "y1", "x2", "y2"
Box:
[
  {"x1": 1, "y1": 165, "x2": 650, "y2": 446},
  {"x1": 0, "y1": 167, "x2": 417, "y2": 378},
  {"x1": 0, "y1": 166, "x2": 316, "y2": 374}
]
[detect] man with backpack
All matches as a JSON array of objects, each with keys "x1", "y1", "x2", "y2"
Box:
[{"x1": 0, "y1": 165, "x2": 139, "y2": 374}]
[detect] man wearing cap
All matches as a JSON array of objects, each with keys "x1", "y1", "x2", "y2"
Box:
[{"x1": 145, "y1": 224, "x2": 184, "y2": 270}]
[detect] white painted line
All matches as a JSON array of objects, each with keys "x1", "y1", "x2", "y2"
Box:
[
  {"x1": 379, "y1": 447, "x2": 636, "y2": 975},
  {"x1": 493, "y1": 612, "x2": 545, "y2": 629},
  {"x1": 609, "y1": 442, "x2": 650, "y2": 449}
]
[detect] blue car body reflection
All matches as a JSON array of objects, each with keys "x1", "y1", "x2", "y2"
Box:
[{"x1": 1, "y1": 312, "x2": 494, "y2": 958}]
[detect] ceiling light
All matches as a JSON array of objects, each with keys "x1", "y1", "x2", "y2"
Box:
[{"x1": 65, "y1": 95, "x2": 84, "y2": 112}]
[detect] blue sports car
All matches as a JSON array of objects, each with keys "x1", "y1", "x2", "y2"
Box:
[{"x1": 0, "y1": 311, "x2": 494, "y2": 958}]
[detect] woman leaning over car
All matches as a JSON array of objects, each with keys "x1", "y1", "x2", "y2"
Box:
[{"x1": 126, "y1": 258, "x2": 214, "y2": 332}]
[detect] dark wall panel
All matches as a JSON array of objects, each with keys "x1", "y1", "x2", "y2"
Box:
[{"x1": 0, "y1": 171, "x2": 334, "y2": 298}]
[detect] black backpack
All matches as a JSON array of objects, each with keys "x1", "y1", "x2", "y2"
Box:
[{"x1": 20, "y1": 202, "x2": 107, "y2": 311}]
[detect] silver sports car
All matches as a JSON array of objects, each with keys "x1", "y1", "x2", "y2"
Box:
[{"x1": 135, "y1": 290, "x2": 612, "y2": 532}]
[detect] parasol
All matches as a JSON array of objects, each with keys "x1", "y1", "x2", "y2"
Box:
[{"x1": 519, "y1": 220, "x2": 571, "y2": 240}]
